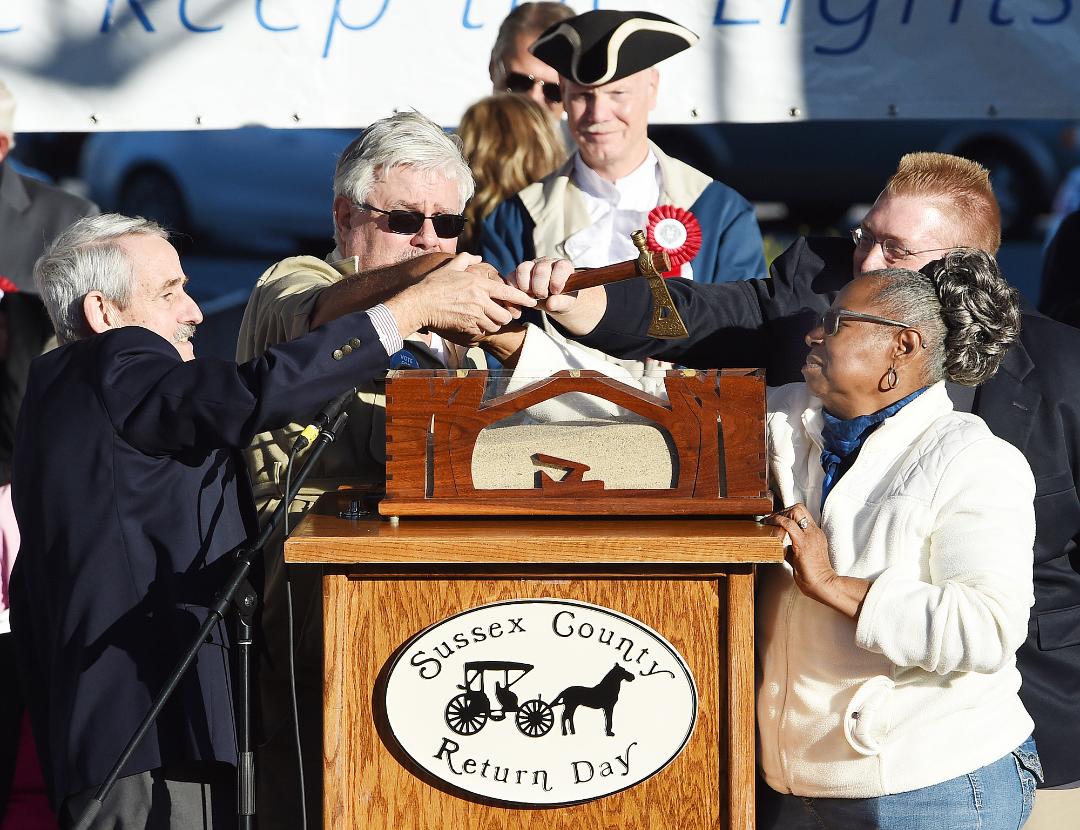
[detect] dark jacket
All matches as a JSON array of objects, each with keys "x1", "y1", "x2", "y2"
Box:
[
  {"x1": 578, "y1": 236, "x2": 1080, "y2": 787},
  {"x1": 0, "y1": 161, "x2": 98, "y2": 292},
  {"x1": 1039, "y1": 208, "x2": 1080, "y2": 327},
  {"x1": 9, "y1": 312, "x2": 389, "y2": 806}
]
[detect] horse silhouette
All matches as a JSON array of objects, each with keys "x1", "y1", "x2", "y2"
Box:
[{"x1": 551, "y1": 663, "x2": 635, "y2": 736}]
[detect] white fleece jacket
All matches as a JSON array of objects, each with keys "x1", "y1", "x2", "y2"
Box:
[{"x1": 759, "y1": 382, "x2": 1036, "y2": 798}]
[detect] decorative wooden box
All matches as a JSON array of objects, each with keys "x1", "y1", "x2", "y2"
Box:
[{"x1": 380, "y1": 368, "x2": 770, "y2": 517}]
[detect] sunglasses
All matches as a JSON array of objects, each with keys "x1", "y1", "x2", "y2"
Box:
[
  {"x1": 817, "y1": 308, "x2": 915, "y2": 336},
  {"x1": 505, "y1": 71, "x2": 562, "y2": 105},
  {"x1": 361, "y1": 203, "x2": 467, "y2": 239}
]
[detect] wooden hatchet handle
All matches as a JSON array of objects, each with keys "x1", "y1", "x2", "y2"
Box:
[{"x1": 562, "y1": 248, "x2": 672, "y2": 293}]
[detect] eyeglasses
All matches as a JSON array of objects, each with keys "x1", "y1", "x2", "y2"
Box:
[
  {"x1": 817, "y1": 308, "x2": 915, "y2": 336},
  {"x1": 505, "y1": 71, "x2": 562, "y2": 105},
  {"x1": 360, "y1": 203, "x2": 467, "y2": 239},
  {"x1": 851, "y1": 227, "x2": 954, "y2": 263}
]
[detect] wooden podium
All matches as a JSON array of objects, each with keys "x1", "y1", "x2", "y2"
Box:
[{"x1": 286, "y1": 494, "x2": 783, "y2": 830}]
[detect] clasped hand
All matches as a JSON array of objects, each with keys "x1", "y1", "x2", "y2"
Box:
[
  {"x1": 762, "y1": 504, "x2": 870, "y2": 620},
  {"x1": 411, "y1": 254, "x2": 576, "y2": 346}
]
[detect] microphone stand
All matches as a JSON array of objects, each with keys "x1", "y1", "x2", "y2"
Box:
[{"x1": 73, "y1": 409, "x2": 351, "y2": 830}]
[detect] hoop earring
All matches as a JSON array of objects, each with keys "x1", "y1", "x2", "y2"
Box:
[{"x1": 885, "y1": 366, "x2": 899, "y2": 390}]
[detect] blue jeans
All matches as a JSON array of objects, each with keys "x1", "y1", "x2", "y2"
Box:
[{"x1": 759, "y1": 737, "x2": 1043, "y2": 830}]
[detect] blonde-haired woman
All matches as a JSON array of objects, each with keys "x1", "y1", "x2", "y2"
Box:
[{"x1": 457, "y1": 93, "x2": 566, "y2": 254}]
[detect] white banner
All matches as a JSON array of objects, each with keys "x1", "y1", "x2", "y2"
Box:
[{"x1": 2, "y1": 1, "x2": 1079, "y2": 131}]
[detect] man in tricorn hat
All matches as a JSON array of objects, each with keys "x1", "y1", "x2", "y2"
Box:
[{"x1": 480, "y1": 10, "x2": 765, "y2": 287}]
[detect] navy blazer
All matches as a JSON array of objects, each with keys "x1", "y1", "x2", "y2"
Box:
[
  {"x1": 10, "y1": 312, "x2": 389, "y2": 806},
  {"x1": 579, "y1": 236, "x2": 1080, "y2": 786}
]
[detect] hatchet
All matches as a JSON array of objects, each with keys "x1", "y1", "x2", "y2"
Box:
[
  {"x1": 412, "y1": 231, "x2": 688, "y2": 339},
  {"x1": 560, "y1": 230, "x2": 688, "y2": 339}
]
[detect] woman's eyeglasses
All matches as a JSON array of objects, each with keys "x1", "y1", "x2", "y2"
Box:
[
  {"x1": 505, "y1": 71, "x2": 562, "y2": 105},
  {"x1": 817, "y1": 308, "x2": 915, "y2": 336},
  {"x1": 361, "y1": 203, "x2": 467, "y2": 239}
]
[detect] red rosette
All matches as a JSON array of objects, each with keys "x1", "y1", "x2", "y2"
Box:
[
  {"x1": 646, "y1": 205, "x2": 702, "y2": 277},
  {"x1": 0, "y1": 276, "x2": 17, "y2": 295}
]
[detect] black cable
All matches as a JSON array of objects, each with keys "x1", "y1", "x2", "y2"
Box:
[{"x1": 283, "y1": 442, "x2": 307, "y2": 830}]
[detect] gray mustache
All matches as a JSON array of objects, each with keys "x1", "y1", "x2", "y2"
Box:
[{"x1": 173, "y1": 323, "x2": 196, "y2": 344}]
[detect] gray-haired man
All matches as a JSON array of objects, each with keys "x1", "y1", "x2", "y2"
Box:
[{"x1": 9, "y1": 212, "x2": 528, "y2": 829}]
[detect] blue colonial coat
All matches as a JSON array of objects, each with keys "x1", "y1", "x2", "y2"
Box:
[{"x1": 479, "y1": 142, "x2": 765, "y2": 284}]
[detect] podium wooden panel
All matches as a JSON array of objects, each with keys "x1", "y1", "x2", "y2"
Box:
[{"x1": 286, "y1": 494, "x2": 783, "y2": 830}]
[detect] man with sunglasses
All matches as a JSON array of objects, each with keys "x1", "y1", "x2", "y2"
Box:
[
  {"x1": 237, "y1": 111, "x2": 483, "y2": 830},
  {"x1": 480, "y1": 9, "x2": 764, "y2": 290},
  {"x1": 488, "y1": 2, "x2": 574, "y2": 120},
  {"x1": 521, "y1": 150, "x2": 1080, "y2": 829}
]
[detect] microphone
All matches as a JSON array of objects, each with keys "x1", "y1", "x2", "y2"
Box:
[{"x1": 292, "y1": 387, "x2": 356, "y2": 452}]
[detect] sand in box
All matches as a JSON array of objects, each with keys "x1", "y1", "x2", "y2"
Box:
[{"x1": 471, "y1": 422, "x2": 675, "y2": 490}]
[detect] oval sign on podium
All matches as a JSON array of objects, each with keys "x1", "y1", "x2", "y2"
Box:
[{"x1": 383, "y1": 599, "x2": 698, "y2": 806}]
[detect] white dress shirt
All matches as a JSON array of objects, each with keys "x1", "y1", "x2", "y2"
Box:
[{"x1": 563, "y1": 152, "x2": 661, "y2": 268}]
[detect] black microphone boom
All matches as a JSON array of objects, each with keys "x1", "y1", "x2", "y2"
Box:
[{"x1": 291, "y1": 386, "x2": 356, "y2": 452}]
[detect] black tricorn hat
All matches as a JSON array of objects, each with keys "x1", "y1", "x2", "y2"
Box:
[{"x1": 530, "y1": 10, "x2": 698, "y2": 87}]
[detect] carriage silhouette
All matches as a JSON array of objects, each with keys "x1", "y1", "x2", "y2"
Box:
[{"x1": 444, "y1": 661, "x2": 555, "y2": 738}]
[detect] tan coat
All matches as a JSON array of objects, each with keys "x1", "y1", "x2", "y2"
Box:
[{"x1": 237, "y1": 253, "x2": 485, "y2": 511}]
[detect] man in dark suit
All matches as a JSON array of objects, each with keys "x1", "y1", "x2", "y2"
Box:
[
  {"x1": 1039, "y1": 207, "x2": 1080, "y2": 328},
  {"x1": 0, "y1": 80, "x2": 98, "y2": 472},
  {"x1": 0, "y1": 80, "x2": 98, "y2": 468},
  {"x1": 8, "y1": 213, "x2": 532, "y2": 829},
  {"x1": 0, "y1": 83, "x2": 97, "y2": 293},
  {"x1": 524, "y1": 152, "x2": 1080, "y2": 826}
]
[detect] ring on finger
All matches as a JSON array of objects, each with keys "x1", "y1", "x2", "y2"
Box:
[{"x1": 797, "y1": 516, "x2": 810, "y2": 530}]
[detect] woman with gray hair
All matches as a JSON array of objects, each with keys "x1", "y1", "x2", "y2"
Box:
[{"x1": 758, "y1": 249, "x2": 1042, "y2": 829}]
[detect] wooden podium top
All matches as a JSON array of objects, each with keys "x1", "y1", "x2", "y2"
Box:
[{"x1": 285, "y1": 493, "x2": 784, "y2": 567}]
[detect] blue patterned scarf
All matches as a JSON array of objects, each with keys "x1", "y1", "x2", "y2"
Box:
[{"x1": 819, "y1": 387, "x2": 927, "y2": 510}]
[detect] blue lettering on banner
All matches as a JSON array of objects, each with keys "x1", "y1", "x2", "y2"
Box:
[
  {"x1": 710, "y1": 1, "x2": 1072, "y2": 56},
  {"x1": 256, "y1": 0, "x2": 299, "y2": 32},
  {"x1": 714, "y1": 0, "x2": 759, "y2": 25},
  {"x1": 100, "y1": 0, "x2": 155, "y2": 33},
  {"x1": 1034, "y1": 0, "x2": 1071, "y2": 24},
  {"x1": 815, "y1": 0, "x2": 878, "y2": 56},
  {"x1": 990, "y1": 0, "x2": 1015, "y2": 25},
  {"x1": 462, "y1": 0, "x2": 483, "y2": 29},
  {"x1": 324, "y1": 0, "x2": 391, "y2": 58},
  {"x1": 179, "y1": 0, "x2": 223, "y2": 32}
]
